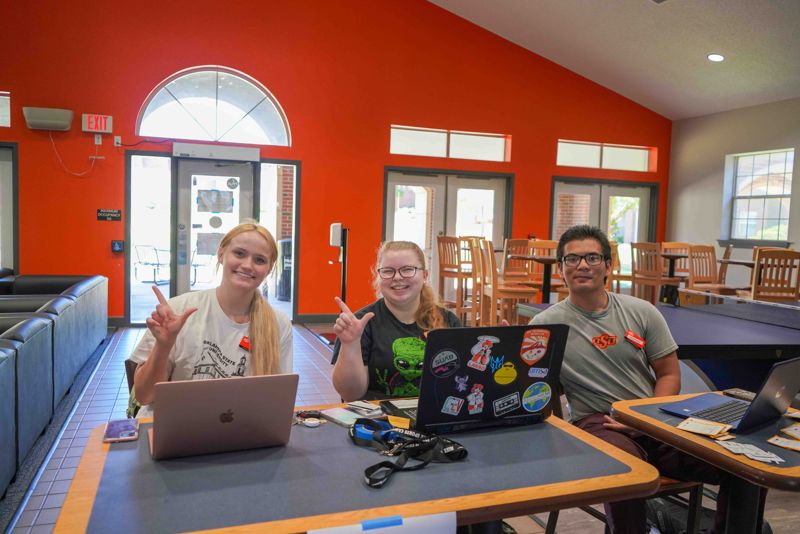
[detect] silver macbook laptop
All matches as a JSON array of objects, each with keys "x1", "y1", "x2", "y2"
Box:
[{"x1": 149, "y1": 373, "x2": 299, "y2": 460}]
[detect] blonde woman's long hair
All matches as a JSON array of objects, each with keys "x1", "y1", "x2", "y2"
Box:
[
  {"x1": 374, "y1": 241, "x2": 448, "y2": 330},
  {"x1": 217, "y1": 221, "x2": 281, "y2": 376}
]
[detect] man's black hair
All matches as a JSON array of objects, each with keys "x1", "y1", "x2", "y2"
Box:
[{"x1": 556, "y1": 225, "x2": 612, "y2": 260}]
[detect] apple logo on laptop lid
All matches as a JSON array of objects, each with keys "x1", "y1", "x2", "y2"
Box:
[{"x1": 219, "y1": 409, "x2": 234, "y2": 423}]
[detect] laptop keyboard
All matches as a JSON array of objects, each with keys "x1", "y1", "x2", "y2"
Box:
[{"x1": 692, "y1": 399, "x2": 749, "y2": 424}]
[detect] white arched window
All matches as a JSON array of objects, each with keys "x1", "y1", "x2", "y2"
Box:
[{"x1": 137, "y1": 66, "x2": 290, "y2": 146}]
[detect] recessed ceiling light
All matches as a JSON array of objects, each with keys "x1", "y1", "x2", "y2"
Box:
[{"x1": 707, "y1": 53, "x2": 725, "y2": 62}]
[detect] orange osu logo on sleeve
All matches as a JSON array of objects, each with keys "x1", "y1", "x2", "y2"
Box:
[{"x1": 591, "y1": 333, "x2": 617, "y2": 349}]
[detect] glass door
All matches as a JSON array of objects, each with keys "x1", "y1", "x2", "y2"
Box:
[
  {"x1": 176, "y1": 159, "x2": 254, "y2": 295},
  {"x1": 600, "y1": 185, "x2": 650, "y2": 275},
  {"x1": 385, "y1": 172, "x2": 446, "y2": 294},
  {"x1": 551, "y1": 180, "x2": 652, "y2": 281},
  {"x1": 385, "y1": 171, "x2": 508, "y2": 297}
]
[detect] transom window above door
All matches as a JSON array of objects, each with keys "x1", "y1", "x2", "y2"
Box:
[{"x1": 137, "y1": 66, "x2": 290, "y2": 146}]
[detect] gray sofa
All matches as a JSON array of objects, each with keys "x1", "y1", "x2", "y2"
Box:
[
  {"x1": 0, "y1": 346, "x2": 15, "y2": 497},
  {"x1": 0, "y1": 274, "x2": 108, "y2": 498},
  {"x1": 0, "y1": 317, "x2": 54, "y2": 469}
]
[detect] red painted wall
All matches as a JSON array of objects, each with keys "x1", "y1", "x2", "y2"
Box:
[{"x1": 0, "y1": 0, "x2": 672, "y2": 318}]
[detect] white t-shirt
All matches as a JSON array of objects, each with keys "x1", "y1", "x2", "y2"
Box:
[{"x1": 130, "y1": 289, "x2": 293, "y2": 417}]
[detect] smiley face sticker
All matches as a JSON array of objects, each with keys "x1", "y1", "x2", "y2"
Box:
[
  {"x1": 494, "y1": 362, "x2": 518, "y2": 385},
  {"x1": 521, "y1": 329, "x2": 550, "y2": 366}
]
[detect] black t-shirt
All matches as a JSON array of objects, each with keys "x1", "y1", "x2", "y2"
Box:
[{"x1": 331, "y1": 299, "x2": 461, "y2": 399}]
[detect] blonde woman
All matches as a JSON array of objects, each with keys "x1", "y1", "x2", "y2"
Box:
[
  {"x1": 131, "y1": 221, "x2": 293, "y2": 418},
  {"x1": 332, "y1": 241, "x2": 460, "y2": 401}
]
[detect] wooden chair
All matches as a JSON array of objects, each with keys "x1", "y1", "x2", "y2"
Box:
[
  {"x1": 471, "y1": 239, "x2": 538, "y2": 325},
  {"x1": 458, "y1": 236, "x2": 480, "y2": 324},
  {"x1": 524, "y1": 239, "x2": 564, "y2": 301},
  {"x1": 749, "y1": 248, "x2": 800, "y2": 302},
  {"x1": 631, "y1": 242, "x2": 681, "y2": 305},
  {"x1": 436, "y1": 236, "x2": 462, "y2": 313},
  {"x1": 716, "y1": 244, "x2": 734, "y2": 285},
  {"x1": 501, "y1": 238, "x2": 533, "y2": 280},
  {"x1": 612, "y1": 241, "x2": 633, "y2": 293},
  {"x1": 686, "y1": 245, "x2": 736, "y2": 295},
  {"x1": 661, "y1": 242, "x2": 691, "y2": 277}
]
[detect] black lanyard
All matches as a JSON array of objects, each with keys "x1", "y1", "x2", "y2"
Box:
[{"x1": 349, "y1": 418, "x2": 468, "y2": 488}]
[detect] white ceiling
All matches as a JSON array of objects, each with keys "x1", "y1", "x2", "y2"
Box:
[{"x1": 429, "y1": 0, "x2": 800, "y2": 120}]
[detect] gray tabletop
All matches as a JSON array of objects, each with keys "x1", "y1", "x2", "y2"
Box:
[{"x1": 88, "y1": 421, "x2": 631, "y2": 533}]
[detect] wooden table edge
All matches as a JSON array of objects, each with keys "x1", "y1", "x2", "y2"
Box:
[
  {"x1": 54, "y1": 414, "x2": 660, "y2": 533},
  {"x1": 612, "y1": 394, "x2": 800, "y2": 491}
]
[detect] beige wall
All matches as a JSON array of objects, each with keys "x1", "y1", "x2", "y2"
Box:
[{"x1": 667, "y1": 97, "x2": 800, "y2": 287}]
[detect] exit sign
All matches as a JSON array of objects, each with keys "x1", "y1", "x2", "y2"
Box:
[{"x1": 82, "y1": 113, "x2": 113, "y2": 133}]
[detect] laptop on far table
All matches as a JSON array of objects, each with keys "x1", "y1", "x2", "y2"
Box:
[
  {"x1": 659, "y1": 357, "x2": 800, "y2": 433},
  {"x1": 149, "y1": 373, "x2": 299, "y2": 460},
  {"x1": 390, "y1": 323, "x2": 568, "y2": 434}
]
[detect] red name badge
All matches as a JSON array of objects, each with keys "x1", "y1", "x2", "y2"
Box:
[
  {"x1": 624, "y1": 329, "x2": 645, "y2": 349},
  {"x1": 239, "y1": 336, "x2": 250, "y2": 351}
]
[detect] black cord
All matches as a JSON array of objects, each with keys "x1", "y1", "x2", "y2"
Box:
[{"x1": 119, "y1": 138, "x2": 175, "y2": 147}]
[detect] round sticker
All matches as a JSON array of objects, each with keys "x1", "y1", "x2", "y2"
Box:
[
  {"x1": 430, "y1": 349, "x2": 459, "y2": 378},
  {"x1": 522, "y1": 382, "x2": 552, "y2": 412},
  {"x1": 227, "y1": 178, "x2": 240, "y2": 189},
  {"x1": 493, "y1": 362, "x2": 518, "y2": 385}
]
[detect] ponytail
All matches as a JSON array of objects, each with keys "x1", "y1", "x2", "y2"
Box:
[{"x1": 249, "y1": 292, "x2": 281, "y2": 375}]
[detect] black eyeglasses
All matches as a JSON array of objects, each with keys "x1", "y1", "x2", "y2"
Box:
[
  {"x1": 561, "y1": 253, "x2": 607, "y2": 267},
  {"x1": 377, "y1": 266, "x2": 423, "y2": 279}
]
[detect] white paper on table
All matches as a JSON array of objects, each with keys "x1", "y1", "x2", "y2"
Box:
[
  {"x1": 676, "y1": 417, "x2": 729, "y2": 436},
  {"x1": 309, "y1": 512, "x2": 457, "y2": 534}
]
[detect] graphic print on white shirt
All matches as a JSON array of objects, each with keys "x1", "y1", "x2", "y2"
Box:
[{"x1": 192, "y1": 340, "x2": 250, "y2": 379}]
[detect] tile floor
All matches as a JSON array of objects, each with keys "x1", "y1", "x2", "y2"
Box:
[{"x1": 7, "y1": 325, "x2": 339, "y2": 533}]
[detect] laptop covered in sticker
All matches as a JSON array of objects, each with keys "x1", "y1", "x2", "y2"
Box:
[{"x1": 410, "y1": 324, "x2": 568, "y2": 434}]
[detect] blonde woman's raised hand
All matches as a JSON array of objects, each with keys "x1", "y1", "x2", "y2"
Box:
[
  {"x1": 333, "y1": 297, "x2": 374, "y2": 344},
  {"x1": 146, "y1": 286, "x2": 198, "y2": 348}
]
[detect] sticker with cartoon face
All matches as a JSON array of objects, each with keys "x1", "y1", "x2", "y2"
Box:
[
  {"x1": 441, "y1": 396, "x2": 464, "y2": 416},
  {"x1": 521, "y1": 328, "x2": 550, "y2": 366},
  {"x1": 493, "y1": 391, "x2": 521, "y2": 416},
  {"x1": 522, "y1": 382, "x2": 552, "y2": 413},
  {"x1": 454, "y1": 374, "x2": 469, "y2": 392},
  {"x1": 494, "y1": 362, "x2": 518, "y2": 385},
  {"x1": 467, "y1": 384, "x2": 485, "y2": 414},
  {"x1": 431, "y1": 349, "x2": 460, "y2": 378},
  {"x1": 468, "y1": 335, "x2": 499, "y2": 371},
  {"x1": 528, "y1": 367, "x2": 548, "y2": 378}
]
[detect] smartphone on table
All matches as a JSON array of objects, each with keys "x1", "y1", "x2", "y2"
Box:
[{"x1": 103, "y1": 419, "x2": 140, "y2": 443}]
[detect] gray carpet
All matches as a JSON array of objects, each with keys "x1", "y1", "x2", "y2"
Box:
[{"x1": 0, "y1": 330, "x2": 114, "y2": 533}]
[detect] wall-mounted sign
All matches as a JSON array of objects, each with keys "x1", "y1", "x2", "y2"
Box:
[
  {"x1": 97, "y1": 209, "x2": 121, "y2": 221},
  {"x1": 82, "y1": 114, "x2": 113, "y2": 133}
]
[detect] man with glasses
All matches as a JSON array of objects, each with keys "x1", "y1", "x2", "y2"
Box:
[{"x1": 530, "y1": 225, "x2": 733, "y2": 534}]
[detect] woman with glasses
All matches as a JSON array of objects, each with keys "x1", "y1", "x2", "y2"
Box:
[{"x1": 331, "y1": 241, "x2": 460, "y2": 401}]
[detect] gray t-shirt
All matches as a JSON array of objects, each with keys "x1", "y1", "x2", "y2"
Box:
[{"x1": 531, "y1": 292, "x2": 677, "y2": 421}]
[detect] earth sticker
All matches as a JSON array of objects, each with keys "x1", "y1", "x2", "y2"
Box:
[{"x1": 522, "y1": 382, "x2": 552, "y2": 413}]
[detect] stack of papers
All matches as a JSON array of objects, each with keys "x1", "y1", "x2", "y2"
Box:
[
  {"x1": 767, "y1": 423, "x2": 800, "y2": 452},
  {"x1": 715, "y1": 441, "x2": 785, "y2": 464},
  {"x1": 676, "y1": 417, "x2": 731, "y2": 439}
]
